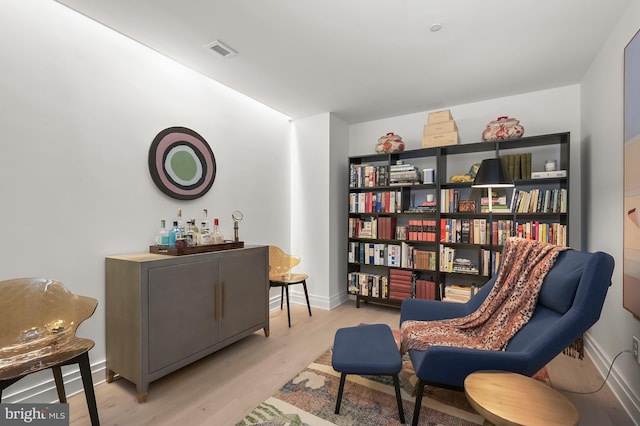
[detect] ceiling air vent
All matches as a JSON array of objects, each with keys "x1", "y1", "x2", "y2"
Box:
[{"x1": 205, "y1": 40, "x2": 238, "y2": 58}]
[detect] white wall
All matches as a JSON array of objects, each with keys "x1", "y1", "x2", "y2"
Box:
[
  {"x1": 349, "y1": 85, "x2": 582, "y2": 247},
  {"x1": 581, "y1": 0, "x2": 640, "y2": 420},
  {"x1": 286, "y1": 112, "x2": 349, "y2": 311},
  {"x1": 290, "y1": 114, "x2": 330, "y2": 308},
  {"x1": 0, "y1": 0, "x2": 291, "y2": 401},
  {"x1": 329, "y1": 114, "x2": 350, "y2": 307}
]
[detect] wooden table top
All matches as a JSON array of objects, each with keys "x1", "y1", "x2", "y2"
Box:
[{"x1": 464, "y1": 370, "x2": 579, "y2": 426}]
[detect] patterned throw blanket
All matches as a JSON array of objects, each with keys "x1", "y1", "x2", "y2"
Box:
[{"x1": 400, "y1": 237, "x2": 568, "y2": 354}]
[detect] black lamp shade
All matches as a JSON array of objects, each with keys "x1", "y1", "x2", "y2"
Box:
[{"x1": 472, "y1": 158, "x2": 514, "y2": 188}]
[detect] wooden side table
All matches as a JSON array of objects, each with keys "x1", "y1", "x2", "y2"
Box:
[{"x1": 464, "y1": 370, "x2": 579, "y2": 426}]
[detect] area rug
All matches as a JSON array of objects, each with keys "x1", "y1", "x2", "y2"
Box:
[{"x1": 236, "y1": 349, "x2": 485, "y2": 426}]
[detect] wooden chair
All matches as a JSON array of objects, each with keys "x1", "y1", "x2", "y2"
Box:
[
  {"x1": 269, "y1": 246, "x2": 312, "y2": 327},
  {"x1": 0, "y1": 278, "x2": 99, "y2": 425}
]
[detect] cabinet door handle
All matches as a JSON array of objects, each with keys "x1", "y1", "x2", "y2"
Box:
[
  {"x1": 214, "y1": 282, "x2": 219, "y2": 321},
  {"x1": 222, "y1": 281, "x2": 225, "y2": 318}
]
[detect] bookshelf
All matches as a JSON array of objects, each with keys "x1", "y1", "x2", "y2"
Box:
[{"x1": 347, "y1": 132, "x2": 569, "y2": 308}]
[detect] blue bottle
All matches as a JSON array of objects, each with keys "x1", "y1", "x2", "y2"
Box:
[{"x1": 168, "y1": 221, "x2": 181, "y2": 248}]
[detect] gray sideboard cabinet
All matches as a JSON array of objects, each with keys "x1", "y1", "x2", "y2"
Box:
[{"x1": 105, "y1": 245, "x2": 269, "y2": 402}]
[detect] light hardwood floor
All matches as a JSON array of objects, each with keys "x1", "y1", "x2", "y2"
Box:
[{"x1": 68, "y1": 301, "x2": 634, "y2": 425}]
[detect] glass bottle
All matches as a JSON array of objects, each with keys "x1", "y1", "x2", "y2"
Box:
[
  {"x1": 176, "y1": 209, "x2": 186, "y2": 235},
  {"x1": 212, "y1": 218, "x2": 224, "y2": 244},
  {"x1": 200, "y1": 209, "x2": 210, "y2": 234},
  {"x1": 186, "y1": 219, "x2": 200, "y2": 247},
  {"x1": 168, "y1": 221, "x2": 182, "y2": 248},
  {"x1": 199, "y1": 221, "x2": 211, "y2": 245},
  {"x1": 155, "y1": 219, "x2": 169, "y2": 246}
]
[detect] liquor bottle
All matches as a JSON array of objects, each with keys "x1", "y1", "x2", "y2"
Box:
[
  {"x1": 200, "y1": 209, "x2": 210, "y2": 234},
  {"x1": 168, "y1": 221, "x2": 182, "y2": 248},
  {"x1": 155, "y1": 219, "x2": 169, "y2": 246},
  {"x1": 186, "y1": 219, "x2": 200, "y2": 247},
  {"x1": 176, "y1": 209, "x2": 186, "y2": 235},
  {"x1": 199, "y1": 221, "x2": 211, "y2": 245},
  {"x1": 212, "y1": 218, "x2": 224, "y2": 244}
]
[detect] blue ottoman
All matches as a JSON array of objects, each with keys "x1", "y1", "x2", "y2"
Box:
[{"x1": 331, "y1": 323, "x2": 405, "y2": 424}]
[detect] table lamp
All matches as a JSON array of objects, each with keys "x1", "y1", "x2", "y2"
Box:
[{"x1": 472, "y1": 158, "x2": 514, "y2": 212}]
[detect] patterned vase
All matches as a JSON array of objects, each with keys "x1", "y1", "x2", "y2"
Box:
[
  {"x1": 482, "y1": 116, "x2": 525, "y2": 141},
  {"x1": 376, "y1": 132, "x2": 405, "y2": 153}
]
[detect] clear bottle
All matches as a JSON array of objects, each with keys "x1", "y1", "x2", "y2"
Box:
[
  {"x1": 212, "y1": 218, "x2": 224, "y2": 244},
  {"x1": 199, "y1": 221, "x2": 211, "y2": 245},
  {"x1": 168, "y1": 221, "x2": 182, "y2": 248},
  {"x1": 176, "y1": 209, "x2": 186, "y2": 236},
  {"x1": 186, "y1": 219, "x2": 200, "y2": 247},
  {"x1": 200, "y1": 209, "x2": 210, "y2": 234},
  {"x1": 155, "y1": 219, "x2": 169, "y2": 246}
]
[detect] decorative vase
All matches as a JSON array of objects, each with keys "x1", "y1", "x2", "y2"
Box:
[
  {"x1": 482, "y1": 116, "x2": 525, "y2": 141},
  {"x1": 376, "y1": 132, "x2": 405, "y2": 153}
]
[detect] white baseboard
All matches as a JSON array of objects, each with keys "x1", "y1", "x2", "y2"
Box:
[
  {"x1": 1, "y1": 361, "x2": 106, "y2": 404},
  {"x1": 269, "y1": 289, "x2": 349, "y2": 311},
  {"x1": 585, "y1": 334, "x2": 640, "y2": 424}
]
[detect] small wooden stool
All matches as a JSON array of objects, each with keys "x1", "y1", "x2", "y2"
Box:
[{"x1": 331, "y1": 324, "x2": 405, "y2": 424}]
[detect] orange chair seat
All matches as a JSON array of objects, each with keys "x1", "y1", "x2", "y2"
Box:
[{"x1": 269, "y1": 246, "x2": 312, "y2": 327}]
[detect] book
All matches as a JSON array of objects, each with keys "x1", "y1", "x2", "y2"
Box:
[
  {"x1": 531, "y1": 170, "x2": 567, "y2": 179},
  {"x1": 458, "y1": 200, "x2": 476, "y2": 212}
]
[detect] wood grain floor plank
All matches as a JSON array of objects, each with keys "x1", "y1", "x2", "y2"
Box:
[{"x1": 67, "y1": 301, "x2": 632, "y2": 425}]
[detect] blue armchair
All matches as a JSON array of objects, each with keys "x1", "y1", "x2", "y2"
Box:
[{"x1": 400, "y1": 249, "x2": 614, "y2": 426}]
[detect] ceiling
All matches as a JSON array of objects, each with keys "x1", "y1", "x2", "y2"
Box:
[{"x1": 55, "y1": 0, "x2": 630, "y2": 124}]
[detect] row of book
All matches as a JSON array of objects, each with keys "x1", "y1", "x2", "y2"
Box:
[
  {"x1": 347, "y1": 271, "x2": 389, "y2": 298},
  {"x1": 441, "y1": 189, "x2": 511, "y2": 213},
  {"x1": 440, "y1": 246, "x2": 503, "y2": 276},
  {"x1": 348, "y1": 271, "x2": 439, "y2": 301},
  {"x1": 348, "y1": 241, "x2": 436, "y2": 270},
  {"x1": 517, "y1": 222, "x2": 567, "y2": 246},
  {"x1": 441, "y1": 218, "x2": 496, "y2": 244},
  {"x1": 511, "y1": 188, "x2": 567, "y2": 214},
  {"x1": 350, "y1": 154, "x2": 556, "y2": 189},
  {"x1": 388, "y1": 269, "x2": 413, "y2": 300},
  {"x1": 500, "y1": 153, "x2": 532, "y2": 180},
  {"x1": 440, "y1": 218, "x2": 567, "y2": 246},
  {"x1": 480, "y1": 249, "x2": 502, "y2": 277},
  {"x1": 439, "y1": 246, "x2": 480, "y2": 275},
  {"x1": 349, "y1": 217, "x2": 398, "y2": 239},
  {"x1": 352, "y1": 217, "x2": 566, "y2": 247},
  {"x1": 349, "y1": 217, "x2": 378, "y2": 239},
  {"x1": 441, "y1": 188, "x2": 463, "y2": 213},
  {"x1": 349, "y1": 217, "x2": 435, "y2": 242},
  {"x1": 415, "y1": 279, "x2": 437, "y2": 300},
  {"x1": 442, "y1": 284, "x2": 477, "y2": 303},
  {"x1": 348, "y1": 271, "x2": 477, "y2": 304},
  {"x1": 349, "y1": 190, "x2": 403, "y2": 213},
  {"x1": 441, "y1": 188, "x2": 567, "y2": 214},
  {"x1": 349, "y1": 164, "x2": 389, "y2": 188},
  {"x1": 407, "y1": 219, "x2": 437, "y2": 241}
]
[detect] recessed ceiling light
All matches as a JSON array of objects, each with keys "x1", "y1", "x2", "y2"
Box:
[
  {"x1": 205, "y1": 40, "x2": 238, "y2": 58},
  {"x1": 430, "y1": 23, "x2": 442, "y2": 32}
]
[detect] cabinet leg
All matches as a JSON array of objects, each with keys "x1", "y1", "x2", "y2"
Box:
[
  {"x1": 106, "y1": 369, "x2": 116, "y2": 383},
  {"x1": 263, "y1": 327, "x2": 270, "y2": 337},
  {"x1": 136, "y1": 384, "x2": 149, "y2": 403}
]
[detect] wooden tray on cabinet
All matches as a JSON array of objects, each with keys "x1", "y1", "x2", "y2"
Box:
[{"x1": 149, "y1": 241, "x2": 244, "y2": 256}]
